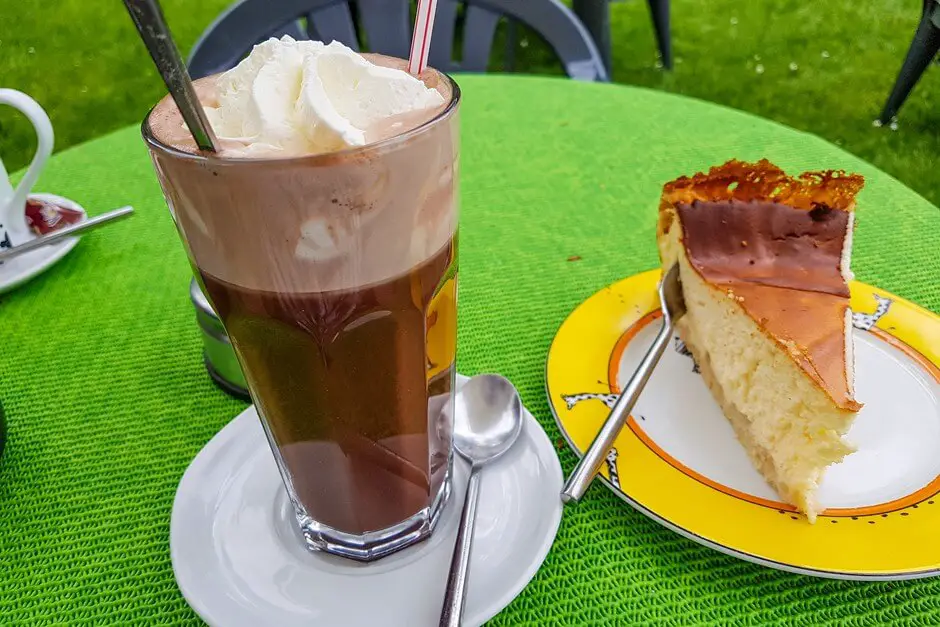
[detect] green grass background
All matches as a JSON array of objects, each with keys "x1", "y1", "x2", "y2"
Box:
[{"x1": 0, "y1": 0, "x2": 937, "y2": 205}]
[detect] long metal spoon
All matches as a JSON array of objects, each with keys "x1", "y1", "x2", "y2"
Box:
[
  {"x1": 561, "y1": 263, "x2": 687, "y2": 503},
  {"x1": 123, "y1": 0, "x2": 218, "y2": 152},
  {"x1": 0, "y1": 206, "x2": 134, "y2": 263},
  {"x1": 439, "y1": 374, "x2": 524, "y2": 627}
]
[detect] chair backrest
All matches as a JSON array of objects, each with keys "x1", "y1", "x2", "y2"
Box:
[{"x1": 187, "y1": 0, "x2": 608, "y2": 81}]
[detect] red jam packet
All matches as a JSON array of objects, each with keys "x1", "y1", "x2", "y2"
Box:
[{"x1": 25, "y1": 198, "x2": 84, "y2": 236}]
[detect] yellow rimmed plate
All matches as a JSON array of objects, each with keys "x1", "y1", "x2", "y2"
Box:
[{"x1": 546, "y1": 269, "x2": 940, "y2": 580}]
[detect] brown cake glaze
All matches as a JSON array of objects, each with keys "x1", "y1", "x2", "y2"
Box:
[
  {"x1": 657, "y1": 159, "x2": 865, "y2": 411},
  {"x1": 674, "y1": 200, "x2": 850, "y2": 297}
]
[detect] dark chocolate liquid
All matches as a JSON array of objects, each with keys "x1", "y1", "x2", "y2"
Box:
[{"x1": 199, "y1": 241, "x2": 457, "y2": 534}]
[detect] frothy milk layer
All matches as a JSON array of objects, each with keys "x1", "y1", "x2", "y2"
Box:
[{"x1": 147, "y1": 45, "x2": 457, "y2": 293}]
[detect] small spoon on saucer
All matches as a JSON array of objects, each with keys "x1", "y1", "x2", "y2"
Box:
[
  {"x1": 440, "y1": 374, "x2": 524, "y2": 627},
  {"x1": 0, "y1": 206, "x2": 134, "y2": 263}
]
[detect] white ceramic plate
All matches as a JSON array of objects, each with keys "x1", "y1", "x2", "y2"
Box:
[
  {"x1": 547, "y1": 270, "x2": 940, "y2": 580},
  {"x1": 0, "y1": 193, "x2": 85, "y2": 294},
  {"x1": 171, "y1": 374, "x2": 563, "y2": 626}
]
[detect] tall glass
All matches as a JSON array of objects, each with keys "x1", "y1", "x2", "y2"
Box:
[{"x1": 143, "y1": 71, "x2": 460, "y2": 562}]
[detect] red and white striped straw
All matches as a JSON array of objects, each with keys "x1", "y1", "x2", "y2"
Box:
[{"x1": 407, "y1": 0, "x2": 439, "y2": 75}]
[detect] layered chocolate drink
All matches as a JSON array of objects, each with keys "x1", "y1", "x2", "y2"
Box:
[{"x1": 143, "y1": 37, "x2": 459, "y2": 560}]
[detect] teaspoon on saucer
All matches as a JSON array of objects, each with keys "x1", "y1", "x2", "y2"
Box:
[
  {"x1": 439, "y1": 374, "x2": 524, "y2": 627},
  {"x1": 0, "y1": 206, "x2": 134, "y2": 263}
]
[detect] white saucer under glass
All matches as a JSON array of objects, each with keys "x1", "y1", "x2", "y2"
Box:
[{"x1": 171, "y1": 374, "x2": 563, "y2": 627}]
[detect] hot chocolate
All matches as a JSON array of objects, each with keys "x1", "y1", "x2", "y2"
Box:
[
  {"x1": 144, "y1": 38, "x2": 460, "y2": 559},
  {"x1": 200, "y1": 240, "x2": 456, "y2": 534}
]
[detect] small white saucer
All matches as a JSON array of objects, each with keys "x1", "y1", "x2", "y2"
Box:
[
  {"x1": 0, "y1": 192, "x2": 86, "y2": 294},
  {"x1": 171, "y1": 374, "x2": 563, "y2": 627}
]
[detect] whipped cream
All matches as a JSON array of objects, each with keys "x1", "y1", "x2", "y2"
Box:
[{"x1": 202, "y1": 36, "x2": 445, "y2": 157}]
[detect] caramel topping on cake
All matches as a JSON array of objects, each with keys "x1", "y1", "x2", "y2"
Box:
[
  {"x1": 659, "y1": 158, "x2": 864, "y2": 213},
  {"x1": 658, "y1": 160, "x2": 865, "y2": 412}
]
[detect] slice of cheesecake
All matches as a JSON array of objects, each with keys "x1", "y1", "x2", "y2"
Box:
[{"x1": 656, "y1": 159, "x2": 865, "y2": 522}]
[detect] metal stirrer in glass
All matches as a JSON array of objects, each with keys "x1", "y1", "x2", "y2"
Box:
[{"x1": 123, "y1": 0, "x2": 218, "y2": 152}]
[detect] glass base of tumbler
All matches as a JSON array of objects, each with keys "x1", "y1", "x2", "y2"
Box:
[{"x1": 293, "y1": 462, "x2": 453, "y2": 562}]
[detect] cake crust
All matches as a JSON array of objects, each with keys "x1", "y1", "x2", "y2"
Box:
[{"x1": 658, "y1": 158, "x2": 864, "y2": 215}]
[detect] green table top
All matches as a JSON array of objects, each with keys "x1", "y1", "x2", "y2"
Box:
[{"x1": 1, "y1": 74, "x2": 938, "y2": 625}]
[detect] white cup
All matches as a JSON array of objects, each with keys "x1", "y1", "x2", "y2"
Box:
[{"x1": 0, "y1": 89, "x2": 54, "y2": 249}]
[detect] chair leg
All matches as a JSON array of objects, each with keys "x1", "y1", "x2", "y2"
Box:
[
  {"x1": 647, "y1": 0, "x2": 672, "y2": 70},
  {"x1": 573, "y1": 0, "x2": 612, "y2": 72},
  {"x1": 879, "y1": 8, "x2": 940, "y2": 123},
  {"x1": 505, "y1": 19, "x2": 517, "y2": 72}
]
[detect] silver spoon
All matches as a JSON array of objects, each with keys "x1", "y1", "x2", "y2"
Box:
[
  {"x1": 561, "y1": 263, "x2": 687, "y2": 503},
  {"x1": 123, "y1": 0, "x2": 218, "y2": 152},
  {"x1": 439, "y1": 374, "x2": 524, "y2": 627},
  {"x1": 0, "y1": 206, "x2": 134, "y2": 263}
]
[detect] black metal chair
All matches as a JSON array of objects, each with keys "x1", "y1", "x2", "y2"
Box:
[
  {"x1": 878, "y1": 0, "x2": 939, "y2": 123},
  {"x1": 188, "y1": 0, "x2": 608, "y2": 82},
  {"x1": 647, "y1": 0, "x2": 672, "y2": 70}
]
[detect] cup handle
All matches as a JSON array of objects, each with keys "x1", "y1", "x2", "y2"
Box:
[{"x1": 0, "y1": 89, "x2": 55, "y2": 238}]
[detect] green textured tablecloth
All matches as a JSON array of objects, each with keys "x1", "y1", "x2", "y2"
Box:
[{"x1": 2, "y1": 75, "x2": 939, "y2": 625}]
